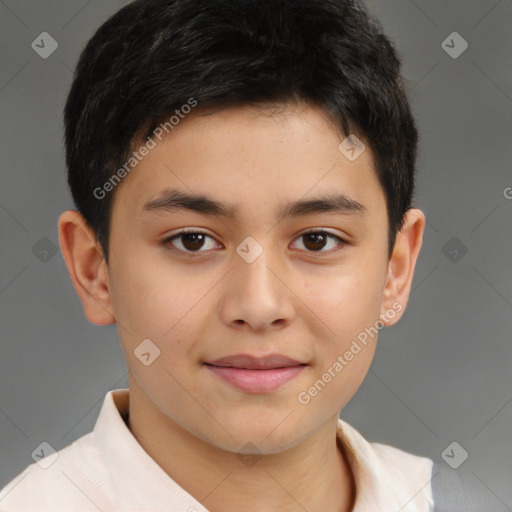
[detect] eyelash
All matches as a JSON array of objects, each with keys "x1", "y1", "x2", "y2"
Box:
[{"x1": 161, "y1": 228, "x2": 347, "y2": 256}]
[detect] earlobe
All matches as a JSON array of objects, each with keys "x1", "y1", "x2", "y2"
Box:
[
  {"x1": 380, "y1": 208, "x2": 426, "y2": 326},
  {"x1": 58, "y1": 210, "x2": 115, "y2": 325}
]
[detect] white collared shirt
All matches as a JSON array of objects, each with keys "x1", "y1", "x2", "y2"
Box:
[{"x1": 0, "y1": 388, "x2": 440, "y2": 511}]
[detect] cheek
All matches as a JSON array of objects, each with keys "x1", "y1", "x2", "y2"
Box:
[
  {"x1": 108, "y1": 253, "x2": 218, "y2": 362},
  {"x1": 108, "y1": 260, "x2": 207, "y2": 392},
  {"x1": 109, "y1": 248, "x2": 187, "y2": 332},
  {"x1": 298, "y1": 271, "x2": 382, "y2": 412},
  {"x1": 308, "y1": 265, "x2": 384, "y2": 341}
]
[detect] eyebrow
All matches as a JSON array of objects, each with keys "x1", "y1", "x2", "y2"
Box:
[{"x1": 142, "y1": 188, "x2": 367, "y2": 219}]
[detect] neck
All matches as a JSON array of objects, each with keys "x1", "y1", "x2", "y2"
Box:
[{"x1": 126, "y1": 377, "x2": 356, "y2": 512}]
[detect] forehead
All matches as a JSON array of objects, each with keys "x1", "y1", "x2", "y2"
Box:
[{"x1": 112, "y1": 103, "x2": 386, "y2": 225}]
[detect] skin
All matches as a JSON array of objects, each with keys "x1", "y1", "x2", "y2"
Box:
[{"x1": 58, "y1": 102, "x2": 425, "y2": 512}]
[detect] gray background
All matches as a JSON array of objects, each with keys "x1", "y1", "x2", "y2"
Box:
[{"x1": 1, "y1": 0, "x2": 511, "y2": 509}]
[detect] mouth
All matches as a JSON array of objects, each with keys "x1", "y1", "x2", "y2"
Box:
[{"x1": 203, "y1": 353, "x2": 308, "y2": 393}]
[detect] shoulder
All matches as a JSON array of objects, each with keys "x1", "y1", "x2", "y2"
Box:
[
  {"x1": 372, "y1": 440, "x2": 434, "y2": 480},
  {"x1": 0, "y1": 433, "x2": 111, "y2": 512},
  {"x1": 429, "y1": 461, "x2": 480, "y2": 512},
  {"x1": 371, "y1": 440, "x2": 436, "y2": 509},
  {"x1": 370, "y1": 444, "x2": 477, "y2": 510},
  {"x1": 337, "y1": 419, "x2": 475, "y2": 511},
  {"x1": 337, "y1": 419, "x2": 435, "y2": 510},
  {"x1": 339, "y1": 419, "x2": 434, "y2": 480}
]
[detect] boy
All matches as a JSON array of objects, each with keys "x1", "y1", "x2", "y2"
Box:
[{"x1": 0, "y1": 0, "x2": 466, "y2": 510}]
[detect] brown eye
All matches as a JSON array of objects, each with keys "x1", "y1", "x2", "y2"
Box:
[
  {"x1": 292, "y1": 230, "x2": 346, "y2": 253},
  {"x1": 180, "y1": 233, "x2": 207, "y2": 251},
  {"x1": 303, "y1": 232, "x2": 328, "y2": 251},
  {"x1": 163, "y1": 231, "x2": 220, "y2": 253}
]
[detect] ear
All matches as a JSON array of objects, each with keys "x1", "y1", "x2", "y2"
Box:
[
  {"x1": 58, "y1": 210, "x2": 115, "y2": 325},
  {"x1": 379, "y1": 208, "x2": 426, "y2": 326}
]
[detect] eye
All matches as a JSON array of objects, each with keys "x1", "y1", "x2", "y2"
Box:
[
  {"x1": 291, "y1": 230, "x2": 347, "y2": 253},
  {"x1": 162, "y1": 228, "x2": 347, "y2": 255},
  {"x1": 162, "y1": 229, "x2": 221, "y2": 254}
]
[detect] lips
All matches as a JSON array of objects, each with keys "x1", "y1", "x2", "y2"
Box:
[
  {"x1": 205, "y1": 353, "x2": 305, "y2": 370},
  {"x1": 204, "y1": 353, "x2": 308, "y2": 393}
]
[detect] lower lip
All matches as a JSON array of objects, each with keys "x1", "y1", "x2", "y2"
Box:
[{"x1": 204, "y1": 364, "x2": 306, "y2": 393}]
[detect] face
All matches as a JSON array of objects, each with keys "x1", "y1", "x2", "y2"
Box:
[{"x1": 74, "y1": 103, "x2": 413, "y2": 454}]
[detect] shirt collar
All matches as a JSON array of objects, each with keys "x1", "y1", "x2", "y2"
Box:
[
  {"x1": 336, "y1": 420, "x2": 434, "y2": 510},
  {"x1": 93, "y1": 388, "x2": 210, "y2": 510},
  {"x1": 94, "y1": 388, "x2": 432, "y2": 511}
]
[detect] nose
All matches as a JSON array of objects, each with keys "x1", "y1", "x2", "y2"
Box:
[{"x1": 218, "y1": 246, "x2": 295, "y2": 333}]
